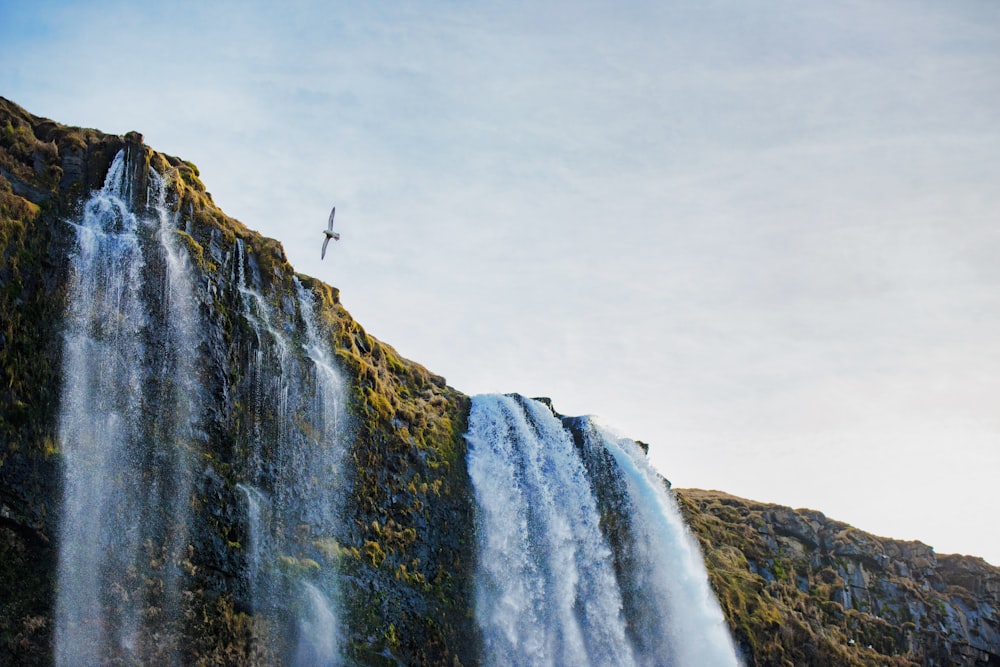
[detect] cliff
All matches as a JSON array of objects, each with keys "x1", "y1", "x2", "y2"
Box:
[
  {"x1": 677, "y1": 489, "x2": 1000, "y2": 667},
  {"x1": 1, "y1": 96, "x2": 998, "y2": 666},
  {"x1": 0, "y1": 96, "x2": 474, "y2": 665}
]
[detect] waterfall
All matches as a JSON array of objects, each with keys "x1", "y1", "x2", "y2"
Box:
[
  {"x1": 55, "y1": 150, "x2": 148, "y2": 664},
  {"x1": 466, "y1": 394, "x2": 636, "y2": 667},
  {"x1": 237, "y1": 482, "x2": 269, "y2": 608},
  {"x1": 574, "y1": 417, "x2": 743, "y2": 666},
  {"x1": 54, "y1": 148, "x2": 348, "y2": 664},
  {"x1": 148, "y1": 166, "x2": 205, "y2": 650},
  {"x1": 466, "y1": 395, "x2": 742, "y2": 667},
  {"x1": 294, "y1": 582, "x2": 339, "y2": 667},
  {"x1": 230, "y1": 249, "x2": 347, "y2": 660},
  {"x1": 292, "y1": 277, "x2": 346, "y2": 665},
  {"x1": 55, "y1": 150, "x2": 204, "y2": 664}
]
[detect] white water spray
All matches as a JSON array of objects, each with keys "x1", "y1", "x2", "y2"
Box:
[
  {"x1": 148, "y1": 167, "x2": 205, "y2": 642},
  {"x1": 55, "y1": 150, "x2": 205, "y2": 665},
  {"x1": 229, "y1": 257, "x2": 347, "y2": 660},
  {"x1": 579, "y1": 417, "x2": 743, "y2": 666},
  {"x1": 294, "y1": 582, "x2": 339, "y2": 667},
  {"x1": 56, "y1": 151, "x2": 147, "y2": 664},
  {"x1": 292, "y1": 278, "x2": 347, "y2": 663},
  {"x1": 237, "y1": 482, "x2": 269, "y2": 605},
  {"x1": 466, "y1": 395, "x2": 742, "y2": 667},
  {"x1": 466, "y1": 394, "x2": 636, "y2": 667}
]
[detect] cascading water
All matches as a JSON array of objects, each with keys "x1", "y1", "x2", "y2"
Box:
[
  {"x1": 148, "y1": 166, "x2": 206, "y2": 647},
  {"x1": 237, "y1": 481, "x2": 269, "y2": 603},
  {"x1": 51, "y1": 139, "x2": 731, "y2": 667},
  {"x1": 466, "y1": 394, "x2": 742, "y2": 667},
  {"x1": 56, "y1": 150, "x2": 147, "y2": 663},
  {"x1": 290, "y1": 278, "x2": 346, "y2": 667},
  {"x1": 55, "y1": 149, "x2": 204, "y2": 664},
  {"x1": 230, "y1": 246, "x2": 347, "y2": 664},
  {"x1": 574, "y1": 416, "x2": 743, "y2": 666},
  {"x1": 295, "y1": 582, "x2": 339, "y2": 667},
  {"x1": 466, "y1": 394, "x2": 636, "y2": 666},
  {"x1": 54, "y1": 147, "x2": 348, "y2": 665}
]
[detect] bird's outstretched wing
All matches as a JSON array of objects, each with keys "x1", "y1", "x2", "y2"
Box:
[
  {"x1": 321, "y1": 235, "x2": 331, "y2": 259},
  {"x1": 327, "y1": 206, "x2": 336, "y2": 231}
]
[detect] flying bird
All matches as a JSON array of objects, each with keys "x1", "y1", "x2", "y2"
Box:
[{"x1": 321, "y1": 205, "x2": 340, "y2": 259}]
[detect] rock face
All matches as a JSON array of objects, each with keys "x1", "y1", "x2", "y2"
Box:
[
  {"x1": 677, "y1": 489, "x2": 1000, "y2": 666},
  {"x1": 0, "y1": 97, "x2": 475, "y2": 666},
  {"x1": 1, "y1": 96, "x2": 998, "y2": 666}
]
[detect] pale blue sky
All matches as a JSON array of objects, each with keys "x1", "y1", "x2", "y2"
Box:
[{"x1": 4, "y1": 0, "x2": 1000, "y2": 564}]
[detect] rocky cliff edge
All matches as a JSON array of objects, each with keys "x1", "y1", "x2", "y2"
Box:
[
  {"x1": 2, "y1": 96, "x2": 999, "y2": 666},
  {"x1": 678, "y1": 488, "x2": 1000, "y2": 666}
]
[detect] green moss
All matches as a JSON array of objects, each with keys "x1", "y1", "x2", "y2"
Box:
[
  {"x1": 278, "y1": 555, "x2": 321, "y2": 575},
  {"x1": 172, "y1": 228, "x2": 215, "y2": 272},
  {"x1": 677, "y1": 489, "x2": 944, "y2": 666},
  {"x1": 183, "y1": 593, "x2": 276, "y2": 666},
  {"x1": 0, "y1": 95, "x2": 481, "y2": 665}
]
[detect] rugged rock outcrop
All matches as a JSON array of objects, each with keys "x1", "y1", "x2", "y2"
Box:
[
  {"x1": 0, "y1": 96, "x2": 475, "y2": 666},
  {"x1": 678, "y1": 488, "x2": 1000, "y2": 666},
  {"x1": 2, "y1": 96, "x2": 998, "y2": 666}
]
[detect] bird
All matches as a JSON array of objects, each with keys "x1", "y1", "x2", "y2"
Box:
[{"x1": 321, "y1": 205, "x2": 340, "y2": 259}]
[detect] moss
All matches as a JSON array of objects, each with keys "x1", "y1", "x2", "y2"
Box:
[
  {"x1": 278, "y1": 555, "x2": 321, "y2": 575},
  {"x1": 676, "y1": 489, "x2": 967, "y2": 666},
  {"x1": 183, "y1": 593, "x2": 276, "y2": 666},
  {"x1": 9, "y1": 94, "x2": 995, "y2": 667},
  {"x1": 172, "y1": 228, "x2": 216, "y2": 272},
  {"x1": 296, "y1": 281, "x2": 477, "y2": 662},
  {"x1": 0, "y1": 106, "x2": 72, "y2": 570},
  {"x1": 312, "y1": 537, "x2": 341, "y2": 561},
  {"x1": 0, "y1": 95, "x2": 465, "y2": 665}
]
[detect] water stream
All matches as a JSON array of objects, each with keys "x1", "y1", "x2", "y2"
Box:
[
  {"x1": 54, "y1": 149, "x2": 348, "y2": 664},
  {"x1": 55, "y1": 149, "x2": 204, "y2": 664},
  {"x1": 466, "y1": 394, "x2": 742, "y2": 667}
]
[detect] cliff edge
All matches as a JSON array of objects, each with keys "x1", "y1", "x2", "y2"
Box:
[
  {"x1": 679, "y1": 488, "x2": 1000, "y2": 666},
  {"x1": 1, "y1": 96, "x2": 998, "y2": 666}
]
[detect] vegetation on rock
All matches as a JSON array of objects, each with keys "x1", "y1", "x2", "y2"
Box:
[
  {"x1": 1, "y1": 96, "x2": 997, "y2": 666},
  {"x1": 0, "y1": 96, "x2": 476, "y2": 666},
  {"x1": 677, "y1": 488, "x2": 1000, "y2": 666}
]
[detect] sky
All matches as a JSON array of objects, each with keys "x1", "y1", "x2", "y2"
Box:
[{"x1": 3, "y1": 0, "x2": 1000, "y2": 565}]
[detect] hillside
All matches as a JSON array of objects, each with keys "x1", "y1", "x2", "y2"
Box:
[
  {"x1": 678, "y1": 489, "x2": 1000, "y2": 666},
  {"x1": 1, "y1": 96, "x2": 998, "y2": 666}
]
